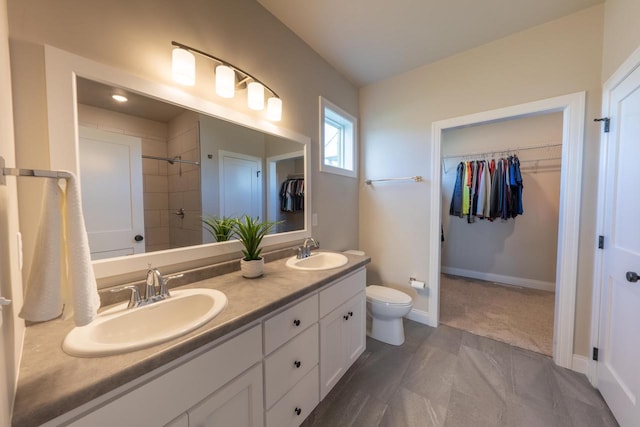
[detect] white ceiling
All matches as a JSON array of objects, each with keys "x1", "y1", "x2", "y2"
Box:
[{"x1": 257, "y1": 0, "x2": 603, "y2": 86}]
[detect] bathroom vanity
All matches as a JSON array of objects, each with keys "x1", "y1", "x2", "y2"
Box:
[{"x1": 11, "y1": 252, "x2": 369, "y2": 427}]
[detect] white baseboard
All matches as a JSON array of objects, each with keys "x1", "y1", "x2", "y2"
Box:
[
  {"x1": 441, "y1": 266, "x2": 556, "y2": 292},
  {"x1": 571, "y1": 354, "x2": 589, "y2": 375},
  {"x1": 405, "y1": 308, "x2": 436, "y2": 327}
]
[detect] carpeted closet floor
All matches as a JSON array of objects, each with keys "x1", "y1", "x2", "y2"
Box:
[{"x1": 439, "y1": 274, "x2": 555, "y2": 356}]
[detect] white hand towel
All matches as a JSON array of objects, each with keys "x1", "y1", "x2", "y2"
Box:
[{"x1": 20, "y1": 173, "x2": 100, "y2": 326}]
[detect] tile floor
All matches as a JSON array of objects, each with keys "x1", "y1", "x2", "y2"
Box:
[{"x1": 301, "y1": 321, "x2": 619, "y2": 427}]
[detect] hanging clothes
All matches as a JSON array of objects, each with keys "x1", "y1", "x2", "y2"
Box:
[
  {"x1": 279, "y1": 178, "x2": 304, "y2": 212},
  {"x1": 449, "y1": 154, "x2": 524, "y2": 223},
  {"x1": 449, "y1": 162, "x2": 465, "y2": 217}
]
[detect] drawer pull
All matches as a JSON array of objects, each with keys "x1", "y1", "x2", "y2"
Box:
[
  {"x1": 343, "y1": 314, "x2": 349, "y2": 320},
  {"x1": 294, "y1": 360, "x2": 302, "y2": 368},
  {"x1": 293, "y1": 319, "x2": 301, "y2": 327},
  {"x1": 294, "y1": 407, "x2": 302, "y2": 416},
  {"x1": 348, "y1": 311, "x2": 354, "y2": 317}
]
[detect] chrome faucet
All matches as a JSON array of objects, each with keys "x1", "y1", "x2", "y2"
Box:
[
  {"x1": 297, "y1": 237, "x2": 320, "y2": 259},
  {"x1": 111, "y1": 267, "x2": 184, "y2": 309},
  {"x1": 146, "y1": 267, "x2": 184, "y2": 301}
]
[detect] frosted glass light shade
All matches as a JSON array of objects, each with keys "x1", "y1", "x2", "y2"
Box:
[
  {"x1": 172, "y1": 48, "x2": 195, "y2": 86},
  {"x1": 267, "y1": 97, "x2": 282, "y2": 121},
  {"x1": 216, "y1": 65, "x2": 235, "y2": 98},
  {"x1": 247, "y1": 82, "x2": 265, "y2": 111}
]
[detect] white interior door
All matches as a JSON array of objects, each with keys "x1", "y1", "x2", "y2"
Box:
[
  {"x1": 597, "y1": 64, "x2": 640, "y2": 427},
  {"x1": 79, "y1": 126, "x2": 145, "y2": 260},
  {"x1": 219, "y1": 151, "x2": 262, "y2": 219}
]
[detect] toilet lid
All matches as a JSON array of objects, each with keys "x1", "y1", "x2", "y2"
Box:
[{"x1": 366, "y1": 285, "x2": 412, "y2": 304}]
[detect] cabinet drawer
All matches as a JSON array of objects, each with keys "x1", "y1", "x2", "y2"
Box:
[
  {"x1": 264, "y1": 294, "x2": 318, "y2": 355},
  {"x1": 264, "y1": 323, "x2": 318, "y2": 409},
  {"x1": 266, "y1": 366, "x2": 319, "y2": 427},
  {"x1": 319, "y1": 268, "x2": 365, "y2": 318}
]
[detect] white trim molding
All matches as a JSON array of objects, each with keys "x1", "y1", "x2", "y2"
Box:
[
  {"x1": 430, "y1": 92, "x2": 586, "y2": 370},
  {"x1": 405, "y1": 308, "x2": 433, "y2": 326},
  {"x1": 572, "y1": 354, "x2": 589, "y2": 375},
  {"x1": 441, "y1": 267, "x2": 556, "y2": 293},
  {"x1": 44, "y1": 45, "x2": 312, "y2": 281}
]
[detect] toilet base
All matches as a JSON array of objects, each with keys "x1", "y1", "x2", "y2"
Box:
[{"x1": 368, "y1": 317, "x2": 405, "y2": 346}]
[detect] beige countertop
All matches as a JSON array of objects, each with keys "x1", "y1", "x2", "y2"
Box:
[{"x1": 12, "y1": 251, "x2": 370, "y2": 427}]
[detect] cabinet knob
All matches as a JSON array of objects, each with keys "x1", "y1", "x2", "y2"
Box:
[
  {"x1": 294, "y1": 360, "x2": 302, "y2": 368},
  {"x1": 343, "y1": 314, "x2": 349, "y2": 320},
  {"x1": 293, "y1": 319, "x2": 301, "y2": 327},
  {"x1": 294, "y1": 407, "x2": 302, "y2": 416}
]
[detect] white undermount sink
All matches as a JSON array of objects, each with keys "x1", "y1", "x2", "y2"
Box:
[
  {"x1": 62, "y1": 288, "x2": 228, "y2": 357},
  {"x1": 285, "y1": 252, "x2": 349, "y2": 271}
]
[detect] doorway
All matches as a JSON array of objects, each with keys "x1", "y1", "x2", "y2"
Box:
[
  {"x1": 429, "y1": 92, "x2": 586, "y2": 369},
  {"x1": 438, "y1": 113, "x2": 563, "y2": 356},
  {"x1": 219, "y1": 150, "x2": 263, "y2": 219}
]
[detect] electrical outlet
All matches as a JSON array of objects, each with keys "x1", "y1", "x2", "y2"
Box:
[{"x1": 312, "y1": 213, "x2": 318, "y2": 227}]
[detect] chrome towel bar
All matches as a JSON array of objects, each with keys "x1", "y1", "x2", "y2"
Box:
[{"x1": 0, "y1": 156, "x2": 72, "y2": 186}]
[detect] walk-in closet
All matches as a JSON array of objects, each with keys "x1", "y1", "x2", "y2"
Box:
[{"x1": 440, "y1": 112, "x2": 562, "y2": 356}]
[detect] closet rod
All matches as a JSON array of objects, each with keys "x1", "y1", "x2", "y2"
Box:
[
  {"x1": 365, "y1": 176, "x2": 423, "y2": 185},
  {"x1": 442, "y1": 142, "x2": 562, "y2": 160},
  {"x1": 0, "y1": 156, "x2": 71, "y2": 186},
  {"x1": 142, "y1": 155, "x2": 200, "y2": 166},
  {"x1": 286, "y1": 173, "x2": 304, "y2": 179}
]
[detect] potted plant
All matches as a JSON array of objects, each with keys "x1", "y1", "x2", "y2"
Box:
[
  {"x1": 202, "y1": 216, "x2": 235, "y2": 242},
  {"x1": 233, "y1": 215, "x2": 280, "y2": 278}
]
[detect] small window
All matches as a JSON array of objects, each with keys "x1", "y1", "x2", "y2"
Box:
[{"x1": 320, "y1": 97, "x2": 357, "y2": 178}]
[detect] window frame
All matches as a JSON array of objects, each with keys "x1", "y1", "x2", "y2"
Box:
[{"x1": 319, "y1": 97, "x2": 358, "y2": 178}]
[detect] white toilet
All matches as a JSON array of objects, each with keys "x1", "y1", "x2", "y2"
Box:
[
  {"x1": 343, "y1": 250, "x2": 414, "y2": 346},
  {"x1": 365, "y1": 285, "x2": 413, "y2": 345}
]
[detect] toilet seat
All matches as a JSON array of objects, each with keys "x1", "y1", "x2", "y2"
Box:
[{"x1": 366, "y1": 285, "x2": 412, "y2": 305}]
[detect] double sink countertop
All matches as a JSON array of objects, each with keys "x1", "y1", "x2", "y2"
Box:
[{"x1": 12, "y1": 250, "x2": 370, "y2": 427}]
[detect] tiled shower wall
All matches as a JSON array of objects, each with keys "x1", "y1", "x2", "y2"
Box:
[{"x1": 167, "y1": 110, "x2": 202, "y2": 248}]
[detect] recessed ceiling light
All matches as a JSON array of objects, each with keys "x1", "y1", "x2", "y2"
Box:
[{"x1": 112, "y1": 94, "x2": 128, "y2": 103}]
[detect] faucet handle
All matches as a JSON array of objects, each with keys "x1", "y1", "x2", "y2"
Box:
[
  {"x1": 160, "y1": 274, "x2": 184, "y2": 297},
  {"x1": 145, "y1": 269, "x2": 159, "y2": 299},
  {"x1": 110, "y1": 285, "x2": 141, "y2": 309}
]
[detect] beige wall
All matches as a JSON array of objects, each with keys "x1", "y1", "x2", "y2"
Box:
[
  {"x1": 441, "y1": 113, "x2": 563, "y2": 286},
  {"x1": 602, "y1": 0, "x2": 640, "y2": 81},
  {"x1": 7, "y1": 0, "x2": 359, "y2": 284},
  {"x1": 0, "y1": 0, "x2": 23, "y2": 422},
  {"x1": 359, "y1": 5, "x2": 604, "y2": 357}
]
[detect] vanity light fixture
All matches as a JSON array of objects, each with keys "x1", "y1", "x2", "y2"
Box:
[
  {"x1": 111, "y1": 94, "x2": 128, "y2": 103},
  {"x1": 171, "y1": 41, "x2": 282, "y2": 121}
]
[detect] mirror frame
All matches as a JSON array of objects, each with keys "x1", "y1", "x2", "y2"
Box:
[{"x1": 44, "y1": 46, "x2": 312, "y2": 280}]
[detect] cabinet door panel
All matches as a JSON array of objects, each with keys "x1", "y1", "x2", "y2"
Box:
[
  {"x1": 319, "y1": 308, "x2": 346, "y2": 399},
  {"x1": 344, "y1": 292, "x2": 366, "y2": 368},
  {"x1": 188, "y1": 364, "x2": 264, "y2": 427}
]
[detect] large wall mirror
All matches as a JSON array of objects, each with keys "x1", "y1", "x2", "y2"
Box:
[{"x1": 44, "y1": 46, "x2": 311, "y2": 281}]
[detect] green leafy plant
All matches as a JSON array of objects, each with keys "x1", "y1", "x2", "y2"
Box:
[
  {"x1": 202, "y1": 216, "x2": 235, "y2": 242},
  {"x1": 233, "y1": 215, "x2": 281, "y2": 261}
]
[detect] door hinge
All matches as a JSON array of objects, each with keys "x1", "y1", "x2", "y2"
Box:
[
  {"x1": 594, "y1": 117, "x2": 610, "y2": 133},
  {"x1": 593, "y1": 347, "x2": 599, "y2": 361},
  {"x1": 598, "y1": 235, "x2": 604, "y2": 249}
]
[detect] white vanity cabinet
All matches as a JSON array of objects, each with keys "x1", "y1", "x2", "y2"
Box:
[
  {"x1": 319, "y1": 269, "x2": 366, "y2": 399},
  {"x1": 66, "y1": 325, "x2": 264, "y2": 427},
  {"x1": 44, "y1": 266, "x2": 367, "y2": 427}
]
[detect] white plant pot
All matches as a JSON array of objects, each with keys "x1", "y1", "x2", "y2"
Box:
[{"x1": 241, "y1": 257, "x2": 264, "y2": 278}]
